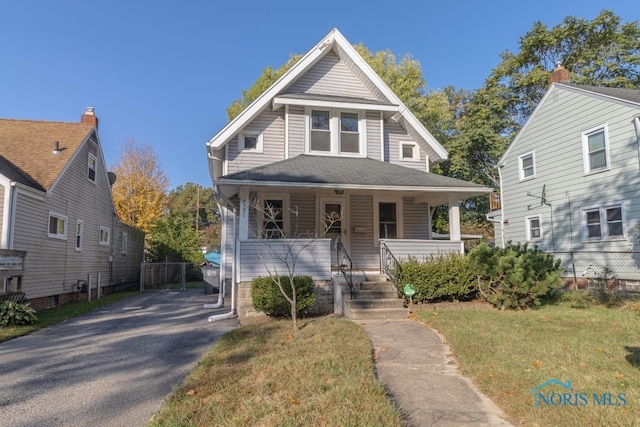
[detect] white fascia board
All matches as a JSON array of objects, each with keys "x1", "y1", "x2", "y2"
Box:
[
  {"x1": 272, "y1": 96, "x2": 399, "y2": 112},
  {"x1": 206, "y1": 29, "x2": 340, "y2": 150},
  {"x1": 332, "y1": 30, "x2": 448, "y2": 161},
  {"x1": 498, "y1": 83, "x2": 557, "y2": 167}
]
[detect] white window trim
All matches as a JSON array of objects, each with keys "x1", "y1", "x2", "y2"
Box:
[
  {"x1": 239, "y1": 130, "x2": 263, "y2": 153},
  {"x1": 373, "y1": 195, "x2": 403, "y2": 243},
  {"x1": 88, "y1": 153, "x2": 98, "y2": 184},
  {"x1": 581, "y1": 124, "x2": 610, "y2": 175},
  {"x1": 399, "y1": 141, "x2": 420, "y2": 162},
  {"x1": 47, "y1": 211, "x2": 68, "y2": 240},
  {"x1": 304, "y1": 107, "x2": 366, "y2": 157},
  {"x1": 518, "y1": 151, "x2": 536, "y2": 181},
  {"x1": 257, "y1": 192, "x2": 291, "y2": 238},
  {"x1": 525, "y1": 214, "x2": 542, "y2": 241},
  {"x1": 99, "y1": 226, "x2": 111, "y2": 246},
  {"x1": 75, "y1": 220, "x2": 83, "y2": 251},
  {"x1": 121, "y1": 231, "x2": 128, "y2": 254},
  {"x1": 580, "y1": 201, "x2": 626, "y2": 242}
]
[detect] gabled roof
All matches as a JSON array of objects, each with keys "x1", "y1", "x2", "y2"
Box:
[
  {"x1": 0, "y1": 118, "x2": 95, "y2": 191},
  {"x1": 216, "y1": 155, "x2": 490, "y2": 203},
  {"x1": 498, "y1": 83, "x2": 640, "y2": 166},
  {"x1": 206, "y1": 28, "x2": 448, "y2": 162}
]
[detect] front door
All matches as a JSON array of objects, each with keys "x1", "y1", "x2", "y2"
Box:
[{"x1": 319, "y1": 197, "x2": 348, "y2": 265}]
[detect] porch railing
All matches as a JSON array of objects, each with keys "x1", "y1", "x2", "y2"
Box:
[
  {"x1": 380, "y1": 242, "x2": 402, "y2": 297},
  {"x1": 336, "y1": 241, "x2": 354, "y2": 299}
]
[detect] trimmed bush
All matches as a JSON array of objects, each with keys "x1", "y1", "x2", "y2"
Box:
[
  {"x1": 251, "y1": 275, "x2": 316, "y2": 317},
  {"x1": 0, "y1": 301, "x2": 38, "y2": 326},
  {"x1": 468, "y1": 243, "x2": 561, "y2": 310},
  {"x1": 398, "y1": 253, "x2": 476, "y2": 303}
]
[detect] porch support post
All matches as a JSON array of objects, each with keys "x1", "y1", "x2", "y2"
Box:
[
  {"x1": 239, "y1": 188, "x2": 250, "y2": 240},
  {"x1": 447, "y1": 195, "x2": 461, "y2": 241}
]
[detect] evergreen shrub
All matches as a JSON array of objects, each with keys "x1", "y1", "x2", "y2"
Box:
[
  {"x1": 468, "y1": 243, "x2": 561, "y2": 310},
  {"x1": 398, "y1": 253, "x2": 476, "y2": 303},
  {"x1": 251, "y1": 275, "x2": 316, "y2": 317},
  {"x1": 0, "y1": 301, "x2": 38, "y2": 326}
]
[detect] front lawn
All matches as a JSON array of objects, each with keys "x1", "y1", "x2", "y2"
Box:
[{"x1": 416, "y1": 302, "x2": 640, "y2": 426}]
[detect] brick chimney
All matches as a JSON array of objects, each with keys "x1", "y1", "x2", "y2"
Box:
[
  {"x1": 80, "y1": 106, "x2": 98, "y2": 128},
  {"x1": 550, "y1": 62, "x2": 570, "y2": 84}
]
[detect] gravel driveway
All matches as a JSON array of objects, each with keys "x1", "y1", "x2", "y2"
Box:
[{"x1": 0, "y1": 289, "x2": 239, "y2": 427}]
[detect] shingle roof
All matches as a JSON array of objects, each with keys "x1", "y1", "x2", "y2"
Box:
[
  {"x1": 218, "y1": 155, "x2": 487, "y2": 190},
  {"x1": 562, "y1": 83, "x2": 640, "y2": 105},
  {"x1": 0, "y1": 118, "x2": 94, "y2": 191}
]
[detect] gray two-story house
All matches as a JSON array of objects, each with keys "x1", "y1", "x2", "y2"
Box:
[
  {"x1": 206, "y1": 29, "x2": 491, "y2": 317},
  {"x1": 494, "y1": 66, "x2": 640, "y2": 288}
]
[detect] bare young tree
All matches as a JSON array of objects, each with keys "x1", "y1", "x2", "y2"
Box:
[{"x1": 252, "y1": 199, "x2": 338, "y2": 331}]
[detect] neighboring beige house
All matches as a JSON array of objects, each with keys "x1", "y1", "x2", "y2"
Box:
[
  {"x1": 206, "y1": 29, "x2": 491, "y2": 317},
  {"x1": 0, "y1": 108, "x2": 144, "y2": 309}
]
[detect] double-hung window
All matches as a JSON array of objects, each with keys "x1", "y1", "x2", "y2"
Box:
[
  {"x1": 525, "y1": 215, "x2": 542, "y2": 241},
  {"x1": 75, "y1": 220, "x2": 83, "y2": 251},
  {"x1": 88, "y1": 153, "x2": 97, "y2": 183},
  {"x1": 307, "y1": 108, "x2": 363, "y2": 155},
  {"x1": 581, "y1": 202, "x2": 625, "y2": 241},
  {"x1": 99, "y1": 226, "x2": 111, "y2": 245},
  {"x1": 259, "y1": 194, "x2": 290, "y2": 239},
  {"x1": 121, "y1": 232, "x2": 128, "y2": 254},
  {"x1": 373, "y1": 196, "x2": 402, "y2": 242},
  {"x1": 48, "y1": 212, "x2": 67, "y2": 239},
  {"x1": 518, "y1": 151, "x2": 536, "y2": 180},
  {"x1": 582, "y1": 125, "x2": 610, "y2": 174}
]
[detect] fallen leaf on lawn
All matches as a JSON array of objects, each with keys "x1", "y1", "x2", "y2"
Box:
[
  {"x1": 533, "y1": 360, "x2": 543, "y2": 368},
  {"x1": 186, "y1": 389, "x2": 196, "y2": 396}
]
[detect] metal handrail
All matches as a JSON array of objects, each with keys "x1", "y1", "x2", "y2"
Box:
[
  {"x1": 380, "y1": 241, "x2": 402, "y2": 297},
  {"x1": 336, "y1": 241, "x2": 354, "y2": 299}
]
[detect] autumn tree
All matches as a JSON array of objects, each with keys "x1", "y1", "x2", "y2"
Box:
[{"x1": 111, "y1": 139, "x2": 169, "y2": 233}]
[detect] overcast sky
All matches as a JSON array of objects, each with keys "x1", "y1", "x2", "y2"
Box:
[{"x1": 0, "y1": 1, "x2": 637, "y2": 189}]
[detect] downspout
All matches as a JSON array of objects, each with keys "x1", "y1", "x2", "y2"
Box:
[
  {"x1": 6, "y1": 182, "x2": 18, "y2": 249},
  {"x1": 207, "y1": 205, "x2": 237, "y2": 322},
  {"x1": 497, "y1": 165, "x2": 505, "y2": 248}
]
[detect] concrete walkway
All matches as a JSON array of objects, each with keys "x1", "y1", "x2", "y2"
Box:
[{"x1": 358, "y1": 318, "x2": 513, "y2": 427}]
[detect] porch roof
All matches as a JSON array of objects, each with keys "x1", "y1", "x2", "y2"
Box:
[{"x1": 215, "y1": 155, "x2": 491, "y2": 203}]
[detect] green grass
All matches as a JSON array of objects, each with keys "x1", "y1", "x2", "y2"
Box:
[
  {"x1": 415, "y1": 303, "x2": 640, "y2": 426},
  {"x1": 0, "y1": 291, "x2": 138, "y2": 342},
  {"x1": 148, "y1": 316, "x2": 404, "y2": 427}
]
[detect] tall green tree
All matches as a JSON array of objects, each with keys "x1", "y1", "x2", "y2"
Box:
[{"x1": 167, "y1": 183, "x2": 220, "y2": 252}]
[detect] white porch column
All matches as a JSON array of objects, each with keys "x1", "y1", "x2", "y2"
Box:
[
  {"x1": 448, "y1": 194, "x2": 461, "y2": 241},
  {"x1": 239, "y1": 188, "x2": 250, "y2": 240}
]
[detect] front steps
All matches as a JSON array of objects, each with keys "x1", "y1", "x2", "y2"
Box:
[{"x1": 342, "y1": 274, "x2": 410, "y2": 320}]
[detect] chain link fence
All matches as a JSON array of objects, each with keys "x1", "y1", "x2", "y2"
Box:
[
  {"x1": 552, "y1": 251, "x2": 640, "y2": 294},
  {"x1": 140, "y1": 262, "x2": 204, "y2": 290}
]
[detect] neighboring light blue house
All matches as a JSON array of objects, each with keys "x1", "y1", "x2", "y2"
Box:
[
  {"x1": 206, "y1": 29, "x2": 491, "y2": 316},
  {"x1": 492, "y1": 65, "x2": 640, "y2": 288}
]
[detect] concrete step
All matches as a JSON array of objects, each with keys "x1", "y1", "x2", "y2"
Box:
[
  {"x1": 345, "y1": 306, "x2": 411, "y2": 320},
  {"x1": 349, "y1": 289, "x2": 399, "y2": 299},
  {"x1": 346, "y1": 298, "x2": 405, "y2": 310},
  {"x1": 364, "y1": 274, "x2": 389, "y2": 283}
]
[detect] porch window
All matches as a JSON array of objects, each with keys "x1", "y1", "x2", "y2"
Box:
[
  {"x1": 262, "y1": 199, "x2": 284, "y2": 239},
  {"x1": 379, "y1": 202, "x2": 397, "y2": 239},
  {"x1": 48, "y1": 212, "x2": 67, "y2": 239},
  {"x1": 581, "y1": 202, "x2": 625, "y2": 241},
  {"x1": 307, "y1": 108, "x2": 363, "y2": 156},
  {"x1": 582, "y1": 125, "x2": 610, "y2": 174},
  {"x1": 525, "y1": 215, "x2": 541, "y2": 241}
]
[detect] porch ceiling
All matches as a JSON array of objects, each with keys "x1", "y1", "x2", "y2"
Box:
[{"x1": 214, "y1": 155, "x2": 491, "y2": 204}]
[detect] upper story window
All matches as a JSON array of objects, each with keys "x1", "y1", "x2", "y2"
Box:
[
  {"x1": 239, "y1": 131, "x2": 263, "y2": 153},
  {"x1": 307, "y1": 108, "x2": 364, "y2": 156},
  {"x1": 582, "y1": 125, "x2": 610, "y2": 174},
  {"x1": 400, "y1": 141, "x2": 419, "y2": 161},
  {"x1": 99, "y1": 226, "x2": 111, "y2": 245},
  {"x1": 518, "y1": 151, "x2": 536, "y2": 180},
  {"x1": 525, "y1": 215, "x2": 542, "y2": 241},
  {"x1": 581, "y1": 202, "x2": 625, "y2": 241},
  {"x1": 48, "y1": 212, "x2": 67, "y2": 240},
  {"x1": 88, "y1": 153, "x2": 97, "y2": 183}
]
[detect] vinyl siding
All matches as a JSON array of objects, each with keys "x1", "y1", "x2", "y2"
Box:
[
  {"x1": 384, "y1": 119, "x2": 428, "y2": 170},
  {"x1": 501, "y1": 86, "x2": 640, "y2": 254},
  {"x1": 226, "y1": 109, "x2": 285, "y2": 174},
  {"x1": 349, "y1": 194, "x2": 378, "y2": 270},
  {"x1": 288, "y1": 106, "x2": 306, "y2": 157},
  {"x1": 366, "y1": 111, "x2": 382, "y2": 160},
  {"x1": 285, "y1": 51, "x2": 376, "y2": 100},
  {"x1": 11, "y1": 137, "x2": 143, "y2": 300},
  {"x1": 403, "y1": 197, "x2": 430, "y2": 239}
]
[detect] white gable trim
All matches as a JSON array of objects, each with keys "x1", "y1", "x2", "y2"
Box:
[{"x1": 206, "y1": 28, "x2": 448, "y2": 162}]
